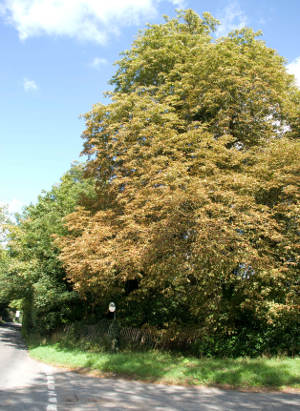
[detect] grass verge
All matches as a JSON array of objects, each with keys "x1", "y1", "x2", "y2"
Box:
[{"x1": 29, "y1": 343, "x2": 300, "y2": 391}]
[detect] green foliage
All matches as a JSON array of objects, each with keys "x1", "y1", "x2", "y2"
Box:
[
  {"x1": 0, "y1": 208, "x2": 12, "y2": 316},
  {"x1": 29, "y1": 343, "x2": 300, "y2": 389},
  {"x1": 56, "y1": 10, "x2": 300, "y2": 356},
  {"x1": 4, "y1": 10, "x2": 299, "y2": 357},
  {"x1": 4, "y1": 163, "x2": 97, "y2": 334}
]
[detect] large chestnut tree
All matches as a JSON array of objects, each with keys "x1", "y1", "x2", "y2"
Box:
[{"x1": 57, "y1": 10, "x2": 299, "y2": 353}]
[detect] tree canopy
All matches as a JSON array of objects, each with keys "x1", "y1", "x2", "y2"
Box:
[
  {"x1": 55, "y1": 11, "x2": 299, "y2": 355},
  {"x1": 2, "y1": 10, "x2": 298, "y2": 355},
  {"x1": 2, "y1": 164, "x2": 97, "y2": 334}
]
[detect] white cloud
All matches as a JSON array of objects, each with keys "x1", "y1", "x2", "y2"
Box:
[
  {"x1": 216, "y1": 1, "x2": 247, "y2": 37},
  {"x1": 0, "y1": 0, "x2": 184, "y2": 44},
  {"x1": 24, "y1": 77, "x2": 38, "y2": 92},
  {"x1": 90, "y1": 57, "x2": 108, "y2": 69},
  {"x1": 169, "y1": 0, "x2": 186, "y2": 7},
  {"x1": 287, "y1": 57, "x2": 300, "y2": 88}
]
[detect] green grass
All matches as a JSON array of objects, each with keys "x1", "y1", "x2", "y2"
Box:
[{"x1": 29, "y1": 343, "x2": 300, "y2": 390}]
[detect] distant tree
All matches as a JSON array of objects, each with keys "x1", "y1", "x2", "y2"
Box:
[
  {"x1": 0, "y1": 207, "x2": 11, "y2": 319},
  {"x1": 4, "y1": 163, "x2": 97, "y2": 334},
  {"x1": 57, "y1": 10, "x2": 299, "y2": 354}
]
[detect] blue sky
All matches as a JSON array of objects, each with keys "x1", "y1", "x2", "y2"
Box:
[{"x1": 0, "y1": 0, "x2": 299, "y2": 215}]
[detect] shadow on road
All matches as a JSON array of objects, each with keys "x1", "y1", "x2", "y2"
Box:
[
  {"x1": 0, "y1": 368, "x2": 299, "y2": 410},
  {"x1": 1, "y1": 324, "x2": 299, "y2": 410},
  {"x1": 0, "y1": 323, "x2": 26, "y2": 351},
  {"x1": 0, "y1": 376, "x2": 48, "y2": 411},
  {"x1": 52, "y1": 370, "x2": 300, "y2": 410}
]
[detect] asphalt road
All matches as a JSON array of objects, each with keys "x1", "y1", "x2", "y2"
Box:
[
  {"x1": 0, "y1": 323, "x2": 299, "y2": 410},
  {"x1": 0, "y1": 322, "x2": 53, "y2": 410}
]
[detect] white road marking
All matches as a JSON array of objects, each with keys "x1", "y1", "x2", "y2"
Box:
[
  {"x1": 48, "y1": 383, "x2": 56, "y2": 390},
  {"x1": 46, "y1": 371, "x2": 57, "y2": 411}
]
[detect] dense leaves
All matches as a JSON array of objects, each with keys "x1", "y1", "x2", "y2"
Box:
[
  {"x1": 2, "y1": 10, "x2": 299, "y2": 356},
  {"x1": 2, "y1": 164, "x2": 97, "y2": 334},
  {"x1": 56, "y1": 10, "x2": 299, "y2": 355}
]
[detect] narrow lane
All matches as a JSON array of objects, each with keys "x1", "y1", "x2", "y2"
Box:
[{"x1": 0, "y1": 323, "x2": 54, "y2": 411}]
